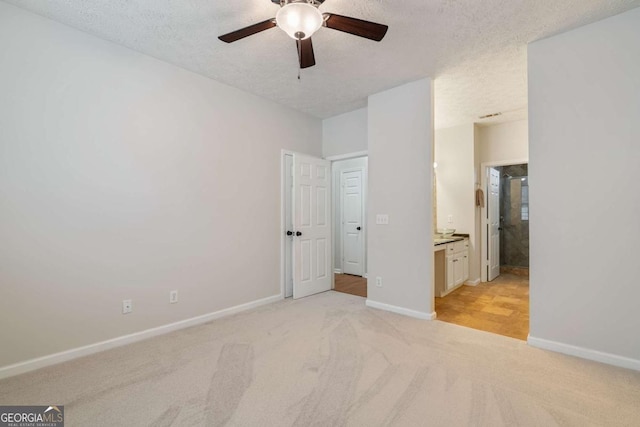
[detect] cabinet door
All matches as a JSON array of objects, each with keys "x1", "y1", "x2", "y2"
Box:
[
  {"x1": 454, "y1": 255, "x2": 464, "y2": 286},
  {"x1": 446, "y1": 256, "x2": 456, "y2": 290},
  {"x1": 462, "y1": 252, "x2": 469, "y2": 282}
]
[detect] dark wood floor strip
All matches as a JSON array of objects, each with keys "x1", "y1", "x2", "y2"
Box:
[{"x1": 334, "y1": 274, "x2": 367, "y2": 298}]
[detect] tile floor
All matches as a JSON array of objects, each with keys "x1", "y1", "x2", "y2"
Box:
[{"x1": 434, "y1": 273, "x2": 529, "y2": 340}]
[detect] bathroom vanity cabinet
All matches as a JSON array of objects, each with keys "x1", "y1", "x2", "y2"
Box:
[{"x1": 434, "y1": 237, "x2": 469, "y2": 297}]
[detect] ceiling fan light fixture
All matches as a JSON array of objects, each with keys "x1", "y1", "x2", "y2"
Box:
[{"x1": 276, "y1": 2, "x2": 323, "y2": 40}]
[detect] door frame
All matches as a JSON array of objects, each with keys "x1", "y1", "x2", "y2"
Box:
[
  {"x1": 327, "y1": 151, "x2": 369, "y2": 281},
  {"x1": 480, "y1": 158, "x2": 528, "y2": 282},
  {"x1": 280, "y1": 150, "x2": 294, "y2": 299},
  {"x1": 281, "y1": 150, "x2": 369, "y2": 298},
  {"x1": 339, "y1": 166, "x2": 366, "y2": 277},
  {"x1": 281, "y1": 149, "x2": 341, "y2": 298}
]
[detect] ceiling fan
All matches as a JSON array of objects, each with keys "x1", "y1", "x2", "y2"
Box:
[{"x1": 218, "y1": 0, "x2": 388, "y2": 70}]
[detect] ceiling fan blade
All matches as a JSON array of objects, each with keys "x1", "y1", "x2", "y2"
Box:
[
  {"x1": 296, "y1": 37, "x2": 316, "y2": 69},
  {"x1": 218, "y1": 19, "x2": 276, "y2": 43},
  {"x1": 323, "y1": 13, "x2": 388, "y2": 41}
]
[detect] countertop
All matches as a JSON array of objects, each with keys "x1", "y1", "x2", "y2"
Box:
[{"x1": 433, "y1": 234, "x2": 469, "y2": 246}]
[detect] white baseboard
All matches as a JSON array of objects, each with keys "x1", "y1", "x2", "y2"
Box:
[
  {"x1": 464, "y1": 278, "x2": 481, "y2": 286},
  {"x1": 0, "y1": 294, "x2": 282, "y2": 380},
  {"x1": 333, "y1": 269, "x2": 343, "y2": 274},
  {"x1": 366, "y1": 299, "x2": 436, "y2": 320},
  {"x1": 527, "y1": 335, "x2": 640, "y2": 372}
]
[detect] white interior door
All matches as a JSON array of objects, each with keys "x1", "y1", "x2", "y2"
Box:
[
  {"x1": 293, "y1": 154, "x2": 331, "y2": 299},
  {"x1": 341, "y1": 169, "x2": 364, "y2": 276},
  {"x1": 487, "y1": 167, "x2": 501, "y2": 281}
]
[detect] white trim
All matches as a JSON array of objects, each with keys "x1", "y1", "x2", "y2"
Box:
[
  {"x1": 280, "y1": 150, "x2": 297, "y2": 299},
  {"x1": 280, "y1": 151, "x2": 288, "y2": 298},
  {"x1": 480, "y1": 158, "x2": 528, "y2": 282},
  {"x1": 0, "y1": 294, "x2": 282, "y2": 380},
  {"x1": 330, "y1": 160, "x2": 336, "y2": 290},
  {"x1": 464, "y1": 278, "x2": 481, "y2": 286},
  {"x1": 324, "y1": 150, "x2": 368, "y2": 161},
  {"x1": 363, "y1": 273, "x2": 368, "y2": 279},
  {"x1": 366, "y1": 299, "x2": 436, "y2": 320},
  {"x1": 527, "y1": 335, "x2": 640, "y2": 372}
]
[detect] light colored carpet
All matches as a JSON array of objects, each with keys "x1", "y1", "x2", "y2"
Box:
[{"x1": 1, "y1": 291, "x2": 639, "y2": 426}]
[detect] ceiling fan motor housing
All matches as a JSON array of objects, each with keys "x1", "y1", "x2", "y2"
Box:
[
  {"x1": 271, "y1": 0, "x2": 325, "y2": 5},
  {"x1": 275, "y1": 0, "x2": 324, "y2": 40}
]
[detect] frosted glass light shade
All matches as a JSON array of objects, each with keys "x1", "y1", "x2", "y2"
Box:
[{"x1": 275, "y1": 2, "x2": 323, "y2": 40}]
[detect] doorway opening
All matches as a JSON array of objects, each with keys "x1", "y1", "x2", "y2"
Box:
[
  {"x1": 482, "y1": 162, "x2": 529, "y2": 281},
  {"x1": 281, "y1": 151, "x2": 332, "y2": 299},
  {"x1": 281, "y1": 151, "x2": 368, "y2": 300},
  {"x1": 435, "y1": 159, "x2": 530, "y2": 341},
  {"x1": 331, "y1": 155, "x2": 368, "y2": 298},
  {"x1": 497, "y1": 164, "x2": 529, "y2": 276}
]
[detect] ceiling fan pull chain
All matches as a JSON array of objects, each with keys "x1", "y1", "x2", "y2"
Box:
[{"x1": 297, "y1": 33, "x2": 302, "y2": 80}]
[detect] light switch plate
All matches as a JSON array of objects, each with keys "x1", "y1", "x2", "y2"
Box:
[{"x1": 376, "y1": 214, "x2": 389, "y2": 225}]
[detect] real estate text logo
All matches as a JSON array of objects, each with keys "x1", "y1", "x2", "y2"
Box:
[{"x1": 0, "y1": 405, "x2": 64, "y2": 427}]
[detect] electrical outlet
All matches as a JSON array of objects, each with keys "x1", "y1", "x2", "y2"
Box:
[
  {"x1": 375, "y1": 277, "x2": 383, "y2": 287},
  {"x1": 447, "y1": 214, "x2": 453, "y2": 224},
  {"x1": 169, "y1": 290, "x2": 178, "y2": 304},
  {"x1": 122, "y1": 299, "x2": 132, "y2": 314}
]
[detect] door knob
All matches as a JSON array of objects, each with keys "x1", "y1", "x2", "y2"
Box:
[
  {"x1": 286, "y1": 231, "x2": 293, "y2": 236},
  {"x1": 296, "y1": 231, "x2": 302, "y2": 236},
  {"x1": 357, "y1": 226, "x2": 361, "y2": 230}
]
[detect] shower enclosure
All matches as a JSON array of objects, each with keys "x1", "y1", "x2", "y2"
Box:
[{"x1": 498, "y1": 164, "x2": 529, "y2": 269}]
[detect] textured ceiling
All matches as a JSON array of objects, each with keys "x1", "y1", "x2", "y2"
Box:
[{"x1": 4, "y1": 0, "x2": 640, "y2": 128}]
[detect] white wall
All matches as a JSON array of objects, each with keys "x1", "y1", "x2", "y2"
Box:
[
  {"x1": 435, "y1": 124, "x2": 475, "y2": 232},
  {"x1": 434, "y1": 124, "x2": 479, "y2": 282},
  {"x1": 528, "y1": 7, "x2": 640, "y2": 368},
  {"x1": 323, "y1": 108, "x2": 367, "y2": 158},
  {"x1": 332, "y1": 157, "x2": 368, "y2": 273},
  {"x1": 0, "y1": 3, "x2": 322, "y2": 368},
  {"x1": 367, "y1": 79, "x2": 434, "y2": 318},
  {"x1": 478, "y1": 120, "x2": 528, "y2": 165}
]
